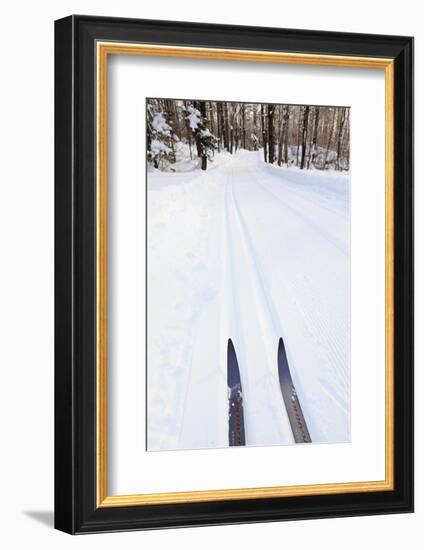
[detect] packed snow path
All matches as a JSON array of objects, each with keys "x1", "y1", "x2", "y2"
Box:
[{"x1": 147, "y1": 150, "x2": 350, "y2": 451}]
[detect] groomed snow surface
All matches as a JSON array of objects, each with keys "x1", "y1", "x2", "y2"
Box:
[{"x1": 147, "y1": 150, "x2": 350, "y2": 451}]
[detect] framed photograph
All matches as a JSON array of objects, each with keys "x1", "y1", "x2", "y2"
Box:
[{"x1": 54, "y1": 15, "x2": 413, "y2": 533}]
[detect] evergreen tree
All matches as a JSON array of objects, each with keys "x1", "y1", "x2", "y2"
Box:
[
  {"x1": 147, "y1": 107, "x2": 175, "y2": 169},
  {"x1": 185, "y1": 102, "x2": 216, "y2": 170}
]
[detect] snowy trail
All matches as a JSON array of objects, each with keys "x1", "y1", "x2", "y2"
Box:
[
  {"x1": 223, "y1": 169, "x2": 294, "y2": 446},
  {"x1": 148, "y1": 150, "x2": 350, "y2": 450},
  {"x1": 228, "y1": 156, "x2": 350, "y2": 443}
]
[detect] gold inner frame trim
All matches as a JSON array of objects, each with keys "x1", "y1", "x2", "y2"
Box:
[{"x1": 96, "y1": 42, "x2": 395, "y2": 508}]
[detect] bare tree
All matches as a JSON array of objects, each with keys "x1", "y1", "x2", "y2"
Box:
[
  {"x1": 308, "y1": 106, "x2": 320, "y2": 169},
  {"x1": 261, "y1": 104, "x2": 268, "y2": 162},
  {"x1": 336, "y1": 107, "x2": 347, "y2": 171},
  {"x1": 223, "y1": 102, "x2": 230, "y2": 152},
  {"x1": 324, "y1": 108, "x2": 337, "y2": 169},
  {"x1": 300, "y1": 106, "x2": 310, "y2": 170},
  {"x1": 267, "y1": 104, "x2": 275, "y2": 164},
  {"x1": 296, "y1": 107, "x2": 303, "y2": 165}
]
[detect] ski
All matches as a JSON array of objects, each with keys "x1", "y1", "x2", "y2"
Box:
[
  {"x1": 227, "y1": 339, "x2": 246, "y2": 446},
  {"x1": 277, "y1": 337, "x2": 311, "y2": 443}
]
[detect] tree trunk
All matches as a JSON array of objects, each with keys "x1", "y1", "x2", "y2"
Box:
[
  {"x1": 223, "y1": 102, "x2": 229, "y2": 152},
  {"x1": 261, "y1": 104, "x2": 268, "y2": 162},
  {"x1": 216, "y1": 101, "x2": 221, "y2": 152},
  {"x1": 267, "y1": 104, "x2": 275, "y2": 164},
  {"x1": 300, "y1": 106, "x2": 309, "y2": 170},
  {"x1": 277, "y1": 105, "x2": 288, "y2": 166},
  {"x1": 200, "y1": 101, "x2": 208, "y2": 170},
  {"x1": 296, "y1": 107, "x2": 303, "y2": 166},
  {"x1": 253, "y1": 104, "x2": 257, "y2": 127},
  {"x1": 324, "y1": 108, "x2": 337, "y2": 169},
  {"x1": 242, "y1": 104, "x2": 246, "y2": 149},
  {"x1": 194, "y1": 101, "x2": 208, "y2": 170},
  {"x1": 344, "y1": 110, "x2": 350, "y2": 170},
  {"x1": 146, "y1": 105, "x2": 153, "y2": 162},
  {"x1": 253, "y1": 104, "x2": 258, "y2": 150},
  {"x1": 309, "y1": 106, "x2": 320, "y2": 168},
  {"x1": 283, "y1": 107, "x2": 289, "y2": 166},
  {"x1": 336, "y1": 107, "x2": 347, "y2": 170},
  {"x1": 209, "y1": 101, "x2": 215, "y2": 136},
  {"x1": 228, "y1": 104, "x2": 234, "y2": 154}
]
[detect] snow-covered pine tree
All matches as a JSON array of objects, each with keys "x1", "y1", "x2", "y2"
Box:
[
  {"x1": 147, "y1": 106, "x2": 175, "y2": 169},
  {"x1": 184, "y1": 102, "x2": 216, "y2": 170}
]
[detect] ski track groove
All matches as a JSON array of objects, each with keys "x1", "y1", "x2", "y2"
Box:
[
  {"x1": 230, "y1": 165, "x2": 349, "y2": 428},
  {"x1": 229, "y1": 174, "x2": 315, "y2": 413},
  {"x1": 227, "y1": 169, "x2": 295, "y2": 444},
  {"x1": 222, "y1": 172, "x2": 251, "y2": 442},
  {"x1": 249, "y1": 168, "x2": 348, "y2": 372},
  {"x1": 251, "y1": 171, "x2": 348, "y2": 256},
  {"x1": 258, "y1": 161, "x2": 349, "y2": 220}
]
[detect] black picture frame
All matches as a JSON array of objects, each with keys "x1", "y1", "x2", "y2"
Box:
[{"x1": 55, "y1": 14, "x2": 414, "y2": 534}]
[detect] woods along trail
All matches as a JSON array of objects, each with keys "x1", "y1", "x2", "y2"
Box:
[{"x1": 147, "y1": 150, "x2": 350, "y2": 451}]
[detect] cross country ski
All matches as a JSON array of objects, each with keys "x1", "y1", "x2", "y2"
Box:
[
  {"x1": 227, "y1": 339, "x2": 246, "y2": 446},
  {"x1": 277, "y1": 337, "x2": 311, "y2": 443}
]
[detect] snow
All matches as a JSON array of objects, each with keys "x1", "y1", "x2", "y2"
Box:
[
  {"x1": 147, "y1": 150, "x2": 350, "y2": 451},
  {"x1": 152, "y1": 112, "x2": 171, "y2": 135},
  {"x1": 150, "y1": 138, "x2": 171, "y2": 157},
  {"x1": 185, "y1": 105, "x2": 201, "y2": 130},
  {"x1": 150, "y1": 141, "x2": 229, "y2": 173}
]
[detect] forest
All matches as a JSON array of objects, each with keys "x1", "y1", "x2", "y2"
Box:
[{"x1": 147, "y1": 98, "x2": 350, "y2": 173}]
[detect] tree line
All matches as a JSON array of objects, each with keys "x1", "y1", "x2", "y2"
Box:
[{"x1": 147, "y1": 98, "x2": 350, "y2": 172}]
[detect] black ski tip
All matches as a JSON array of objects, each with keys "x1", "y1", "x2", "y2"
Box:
[
  {"x1": 278, "y1": 337, "x2": 285, "y2": 357},
  {"x1": 228, "y1": 338, "x2": 236, "y2": 357},
  {"x1": 227, "y1": 339, "x2": 241, "y2": 389}
]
